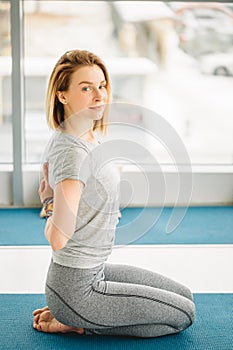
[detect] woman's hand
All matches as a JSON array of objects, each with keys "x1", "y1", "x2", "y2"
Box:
[{"x1": 38, "y1": 163, "x2": 54, "y2": 203}]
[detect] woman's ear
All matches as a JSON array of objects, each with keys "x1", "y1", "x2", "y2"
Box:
[{"x1": 56, "y1": 91, "x2": 68, "y2": 104}]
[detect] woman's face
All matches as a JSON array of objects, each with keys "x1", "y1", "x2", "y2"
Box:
[{"x1": 58, "y1": 64, "x2": 108, "y2": 120}]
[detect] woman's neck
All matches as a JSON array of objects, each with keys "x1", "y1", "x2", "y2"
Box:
[{"x1": 61, "y1": 117, "x2": 95, "y2": 142}]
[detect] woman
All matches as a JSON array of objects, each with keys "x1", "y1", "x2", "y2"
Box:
[{"x1": 33, "y1": 50, "x2": 195, "y2": 338}]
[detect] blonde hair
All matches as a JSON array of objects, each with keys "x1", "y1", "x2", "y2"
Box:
[{"x1": 46, "y1": 50, "x2": 111, "y2": 135}]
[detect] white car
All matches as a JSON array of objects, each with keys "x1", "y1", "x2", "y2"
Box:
[{"x1": 199, "y1": 52, "x2": 233, "y2": 76}]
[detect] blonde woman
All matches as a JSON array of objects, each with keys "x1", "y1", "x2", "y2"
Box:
[{"x1": 33, "y1": 50, "x2": 195, "y2": 338}]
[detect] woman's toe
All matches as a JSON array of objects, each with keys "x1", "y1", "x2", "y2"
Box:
[
  {"x1": 33, "y1": 314, "x2": 40, "y2": 328},
  {"x1": 33, "y1": 306, "x2": 49, "y2": 316}
]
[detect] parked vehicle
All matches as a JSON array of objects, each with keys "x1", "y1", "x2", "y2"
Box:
[
  {"x1": 174, "y1": 3, "x2": 233, "y2": 58},
  {"x1": 199, "y1": 51, "x2": 233, "y2": 76}
]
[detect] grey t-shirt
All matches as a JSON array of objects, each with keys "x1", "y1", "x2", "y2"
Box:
[{"x1": 44, "y1": 130, "x2": 121, "y2": 268}]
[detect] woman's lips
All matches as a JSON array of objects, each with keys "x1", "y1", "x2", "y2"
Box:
[{"x1": 89, "y1": 105, "x2": 104, "y2": 110}]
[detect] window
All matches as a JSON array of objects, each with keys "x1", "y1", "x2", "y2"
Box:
[
  {"x1": 22, "y1": 1, "x2": 233, "y2": 165},
  {"x1": 0, "y1": 1, "x2": 232, "y2": 206}
]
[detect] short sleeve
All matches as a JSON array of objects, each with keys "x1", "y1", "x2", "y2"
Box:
[{"x1": 52, "y1": 146, "x2": 91, "y2": 187}]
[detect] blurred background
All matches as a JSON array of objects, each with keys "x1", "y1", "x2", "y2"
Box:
[{"x1": 0, "y1": 1, "x2": 232, "y2": 165}]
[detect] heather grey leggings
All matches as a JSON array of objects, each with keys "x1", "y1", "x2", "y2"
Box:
[{"x1": 45, "y1": 260, "x2": 195, "y2": 338}]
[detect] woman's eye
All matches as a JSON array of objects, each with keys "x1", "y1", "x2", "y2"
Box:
[
  {"x1": 99, "y1": 85, "x2": 106, "y2": 90},
  {"x1": 82, "y1": 86, "x2": 91, "y2": 92}
]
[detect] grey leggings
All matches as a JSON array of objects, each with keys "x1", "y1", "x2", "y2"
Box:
[{"x1": 45, "y1": 260, "x2": 195, "y2": 338}]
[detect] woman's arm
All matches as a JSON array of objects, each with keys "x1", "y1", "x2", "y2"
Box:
[
  {"x1": 38, "y1": 163, "x2": 84, "y2": 251},
  {"x1": 46, "y1": 179, "x2": 84, "y2": 251}
]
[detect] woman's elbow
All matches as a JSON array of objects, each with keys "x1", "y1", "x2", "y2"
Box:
[
  {"x1": 46, "y1": 224, "x2": 69, "y2": 251},
  {"x1": 51, "y1": 233, "x2": 68, "y2": 251}
]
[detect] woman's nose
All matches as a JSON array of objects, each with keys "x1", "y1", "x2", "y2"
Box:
[{"x1": 94, "y1": 88, "x2": 105, "y2": 101}]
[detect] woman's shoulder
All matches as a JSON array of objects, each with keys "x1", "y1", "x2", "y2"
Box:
[
  {"x1": 44, "y1": 131, "x2": 90, "y2": 162},
  {"x1": 52, "y1": 131, "x2": 90, "y2": 150}
]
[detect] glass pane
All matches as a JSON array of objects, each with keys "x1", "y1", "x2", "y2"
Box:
[
  {"x1": 23, "y1": 0, "x2": 118, "y2": 163},
  {"x1": 24, "y1": 1, "x2": 233, "y2": 165},
  {"x1": 0, "y1": 1, "x2": 12, "y2": 163}
]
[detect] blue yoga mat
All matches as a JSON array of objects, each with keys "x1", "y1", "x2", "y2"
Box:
[
  {"x1": 0, "y1": 294, "x2": 232, "y2": 350},
  {"x1": 0, "y1": 206, "x2": 232, "y2": 246}
]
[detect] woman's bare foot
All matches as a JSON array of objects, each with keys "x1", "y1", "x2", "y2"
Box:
[{"x1": 33, "y1": 307, "x2": 84, "y2": 335}]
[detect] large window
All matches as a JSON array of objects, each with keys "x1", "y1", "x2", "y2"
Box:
[
  {"x1": 22, "y1": 1, "x2": 233, "y2": 164},
  {"x1": 0, "y1": 0, "x2": 12, "y2": 163},
  {"x1": 0, "y1": 1, "x2": 232, "y2": 206}
]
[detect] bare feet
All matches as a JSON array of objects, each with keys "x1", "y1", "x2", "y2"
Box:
[{"x1": 33, "y1": 306, "x2": 84, "y2": 335}]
